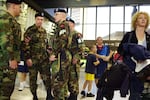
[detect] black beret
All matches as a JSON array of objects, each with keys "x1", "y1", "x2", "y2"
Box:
[
  {"x1": 35, "y1": 12, "x2": 44, "y2": 18},
  {"x1": 54, "y1": 8, "x2": 67, "y2": 13},
  {"x1": 66, "y1": 17, "x2": 75, "y2": 24},
  {"x1": 6, "y1": 0, "x2": 22, "y2": 4}
]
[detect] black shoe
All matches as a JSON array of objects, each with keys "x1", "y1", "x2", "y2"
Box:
[
  {"x1": 80, "y1": 91, "x2": 86, "y2": 97},
  {"x1": 67, "y1": 93, "x2": 77, "y2": 100},
  {"x1": 33, "y1": 95, "x2": 38, "y2": 100},
  {"x1": 87, "y1": 93, "x2": 95, "y2": 97}
]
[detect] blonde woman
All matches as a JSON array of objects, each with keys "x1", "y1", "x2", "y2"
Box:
[{"x1": 118, "y1": 12, "x2": 150, "y2": 100}]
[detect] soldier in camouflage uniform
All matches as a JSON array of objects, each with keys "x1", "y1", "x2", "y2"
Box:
[
  {"x1": 66, "y1": 17, "x2": 84, "y2": 100},
  {"x1": 24, "y1": 13, "x2": 51, "y2": 100},
  {"x1": 49, "y1": 8, "x2": 72, "y2": 100},
  {"x1": 0, "y1": 0, "x2": 22, "y2": 99}
]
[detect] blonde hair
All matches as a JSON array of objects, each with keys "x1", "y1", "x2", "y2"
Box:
[
  {"x1": 89, "y1": 44, "x2": 96, "y2": 51},
  {"x1": 131, "y1": 11, "x2": 149, "y2": 30}
]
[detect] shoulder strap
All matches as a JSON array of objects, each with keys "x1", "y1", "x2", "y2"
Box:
[
  {"x1": 128, "y1": 32, "x2": 133, "y2": 43},
  {"x1": 114, "y1": 32, "x2": 133, "y2": 62}
]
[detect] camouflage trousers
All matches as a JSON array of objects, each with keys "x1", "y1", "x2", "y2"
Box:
[
  {"x1": 0, "y1": 67, "x2": 17, "y2": 100},
  {"x1": 51, "y1": 62, "x2": 71, "y2": 100},
  {"x1": 51, "y1": 64, "x2": 80, "y2": 100},
  {"x1": 51, "y1": 51, "x2": 72, "y2": 100},
  {"x1": 28, "y1": 59, "x2": 51, "y2": 99},
  {"x1": 68, "y1": 63, "x2": 80, "y2": 95}
]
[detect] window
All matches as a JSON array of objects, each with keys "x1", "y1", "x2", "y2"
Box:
[
  {"x1": 110, "y1": 6, "x2": 124, "y2": 40},
  {"x1": 83, "y1": 7, "x2": 96, "y2": 40},
  {"x1": 46, "y1": 5, "x2": 150, "y2": 40},
  {"x1": 97, "y1": 7, "x2": 110, "y2": 40},
  {"x1": 124, "y1": 6, "x2": 134, "y2": 32},
  {"x1": 139, "y1": 5, "x2": 150, "y2": 29},
  {"x1": 69, "y1": 8, "x2": 83, "y2": 34}
]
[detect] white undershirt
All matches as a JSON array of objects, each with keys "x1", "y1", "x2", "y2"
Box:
[
  {"x1": 135, "y1": 34, "x2": 149, "y2": 72},
  {"x1": 138, "y1": 34, "x2": 147, "y2": 48}
]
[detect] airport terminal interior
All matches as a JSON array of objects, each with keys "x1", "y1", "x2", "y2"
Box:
[
  {"x1": 0, "y1": 0, "x2": 150, "y2": 100},
  {"x1": 10, "y1": 67, "x2": 130, "y2": 100}
]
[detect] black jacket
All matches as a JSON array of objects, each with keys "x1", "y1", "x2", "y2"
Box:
[
  {"x1": 117, "y1": 30, "x2": 150, "y2": 93},
  {"x1": 118, "y1": 30, "x2": 150, "y2": 71}
]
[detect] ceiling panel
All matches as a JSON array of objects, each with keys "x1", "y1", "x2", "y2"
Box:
[
  {"x1": 23, "y1": 0, "x2": 150, "y2": 21},
  {"x1": 31, "y1": 0, "x2": 150, "y2": 8}
]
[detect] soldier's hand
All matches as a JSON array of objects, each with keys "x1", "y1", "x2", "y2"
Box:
[
  {"x1": 9, "y1": 60, "x2": 18, "y2": 69},
  {"x1": 25, "y1": 36, "x2": 31, "y2": 43},
  {"x1": 77, "y1": 33, "x2": 83, "y2": 38},
  {"x1": 72, "y1": 57, "x2": 78, "y2": 64},
  {"x1": 49, "y1": 55, "x2": 57, "y2": 61},
  {"x1": 26, "y1": 59, "x2": 32, "y2": 67}
]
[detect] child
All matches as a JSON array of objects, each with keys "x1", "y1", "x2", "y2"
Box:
[
  {"x1": 18, "y1": 38, "x2": 30, "y2": 91},
  {"x1": 81, "y1": 45, "x2": 100, "y2": 97}
]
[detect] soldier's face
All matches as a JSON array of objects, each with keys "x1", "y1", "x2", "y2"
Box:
[
  {"x1": 54, "y1": 12, "x2": 66, "y2": 22},
  {"x1": 68, "y1": 21, "x2": 74, "y2": 27},
  {"x1": 35, "y1": 16, "x2": 44, "y2": 27},
  {"x1": 13, "y1": 4, "x2": 22, "y2": 17},
  {"x1": 68, "y1": 21, "x2": 75, "y2": 31}
]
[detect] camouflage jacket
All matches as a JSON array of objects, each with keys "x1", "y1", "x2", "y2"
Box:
[
  {"x1": 51, "y1": 20, "x2": 72, "y2": 83},
  {"x1": 69, "y1": 30, "x2": 85, "y2": 56},
  {"x1": 0, "y1": 10, "x2": 21, "y2": 65},
  {"x1": 20, "y1": 41, "x2": 31, "y2": 61},
  {"x1": 24, "y1": 24, "x2": 48, "y2": 62},
  {"x1": 52, "y1": 20, "x2": 71, "y2": 55}
]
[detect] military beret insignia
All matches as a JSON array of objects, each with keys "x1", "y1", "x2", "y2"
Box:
[
  {"x1": 66, "y1": 17, "x2": 75, "y2": 24},
  {"x1": 35, "y1": 12, "x2": 44, "y2": 18},
  {"x1": 54, "y1": 8, "x2": 67, "y2": 13}
]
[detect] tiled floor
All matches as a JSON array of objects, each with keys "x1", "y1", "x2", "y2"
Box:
[{"x1": 10, "y1": 68, "x2": 129, "y2": 100}]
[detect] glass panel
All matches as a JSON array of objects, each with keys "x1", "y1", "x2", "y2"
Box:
[
  {"x1": 84, "y1": 7, "x2": 96, "y2": 23},
  {"x1": 97, "y1": 24, "x2": 109, "y2": 40},
  {"x1": 139, "y1": 5, "x2": 150, "y2": 15},
  {"x1": 83, "y1": 7, "x2": 96, "y2": 40},
  {"x1": 125, "y1": 23, "x2": 131, "y2": 32},
  {"x1": 111, "y1": 6, "x2": 124, "y2": 23},
  {"x1": 97, "y1": 7, "x2": 110, "y2": 23},
  {"x1": 140, "y1": 5, "x2": 150, "y2": 33},
  {"x1": 83, "y1": 24, "x2": 96, "y2": 40},
  {"x1": 75, "y1": 24, "x2": 83, "y2": 34},
  {"x1": 69, "y1": 8, "x2": 83, "y2": 25},
  {"x1": 110, "y1": 24, "x2": 123, "y2": 40},
  {"x1": 69, "y1": 8, "x2": 84, "y2": 35},
  {"x1": 125, "y1": 6, "x2": 134, "y2": 23}
]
